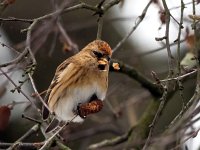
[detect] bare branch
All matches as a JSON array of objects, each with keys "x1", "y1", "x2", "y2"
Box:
[
  {"x1": 110, "y1": 59, "x2": 162, "y2": 97},
  {"x1": 88, "y1": 127, "x2": 134, "y2": 150},
  {"x1": 112, "y1": 0, "x2": 153, "y2": 52},
  {"x1": 0, "y1": 68, "x2": 39, "y2": 112},
  {"x1": 7, "y1": 124, "x2": 40, "y2": 150},
  {"x1": 0, "y1": 17, "x2": 33, "y2": 23},
  {"x1": 162, "y1": 0, "x2": 175, "y2": 75},
  {"x1": 142, "y1": 86, "x2": 167, "y2": 150},
  {"x1": 96, "y1": 16, "x2": 104, "y2": 40}
]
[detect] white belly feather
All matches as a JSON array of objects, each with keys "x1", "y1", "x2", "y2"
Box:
[{"x1": 54, "y1": 82, "x2": 106, "y2": 122}]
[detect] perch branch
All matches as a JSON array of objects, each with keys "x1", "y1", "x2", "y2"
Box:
[{"x1": 110, "y1": 59, "x2": 162, "y2": 97}]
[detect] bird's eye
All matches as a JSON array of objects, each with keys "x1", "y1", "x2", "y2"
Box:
[{"x1": 93, "y1": 51, "x2": 103, "y2": 58}]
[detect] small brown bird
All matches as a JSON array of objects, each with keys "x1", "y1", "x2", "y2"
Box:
[{"x1": 43, "y1": 40, "x2": 112, "y2": 130}]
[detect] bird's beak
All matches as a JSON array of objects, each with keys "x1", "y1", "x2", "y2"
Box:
[
  {"x1": 98, "y1": 58, "x2": 108, "y2": 65},
  {"x1": 98, "y1": 58, "x2": 109, "y2": 71}
]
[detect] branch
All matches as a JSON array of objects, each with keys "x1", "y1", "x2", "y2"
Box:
[
  {"x1": 88, "y1": 127, "x2": 134, "y2": 150},
  {"x1": 93, "y1": 59, "x2": 196, "y2": 149},
  {"x1": 142, "y1": 86, "x2": 168, "y2": 150},
  {"x1": 110, "y1": 59, "x2": 162, "y2": 97},
  {"x1": 102, "y1": 0, "x2": 121, "y2": 12},
  {"x1": 0, "y1": 17, "x2": 33, "y2": 23},
  {"x1": 0, "y1": 68, "x2": 40, "y2": 112},
  {"x1": 167, "y1": 91, "x2": 200, "y2": 135},
  {"x1": 88, "y1": 99, "x2": 161, "y2": 149},
  {"x1": 112, "y1": 0, "x2": 153, "y2": 52},
  {"x1": 160, "y1": 69, "x2": 197, "y2": 82},
  {"x1": 39, "y1": 115, "x2": 78, "y2": 150},
  {"x1": 0, "y1": 142, "x2": 44, "y2": 149},
  {"x1": 0, "y1": 48, "x2": 29, "y2": 68},
  {"x1": 56, "y1": 21, "x2": 78, "y2": 52},
  {"x1": 162, "y1": 0, "x2": 175, "y2": 75},
  {"x1": 68, "y1": 124, "x2": 122, "y2": 141},
  {"x1": 96, "y1": 16, "x2": 104, "y2": 40},
  {"x1": 28, "y1": 73, "x2": 51, "y2": 113},
  {"x1": 7, "y1": 124, "x2": 40, "y2": 150},
  {"x1": 137, "y1": 39, "x2": 185, "y2": 57},
  {"x1": 39, "y1": 124, "x2": 66, "y2": 150},
  {"x1": 176, "y1": 0, "x2": 184, "y2": 74},
  {"x1": 168, "y1": 90, "x2": 198, "y2": 129}
]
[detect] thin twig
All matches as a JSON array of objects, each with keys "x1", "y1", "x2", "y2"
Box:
[
  {"x1": 142, "y1": 86, "x2": 168, "y2": 150},
  {"x1": 0, "y1": 17, "x2": 33, "y2": 23},
  {"x1": 112, "y1": 0, "x2": 153, "y2": 52},
  {"x1": 0, "y1": 69, "x2": 30, "y2": 102},
  {"x1": 168, "y1": 93, "x2": 197, "y2": 129},
  {"x1": 0, "y1": 41, "x2": 20, "y2": 54},
  {"x1": 0, "y1": 48, "x2": 29, "y2": 68},
  {"x1": 88, "y1": 127, "x2": 134, "y2": 150},
  {"x1": 102, "y1": 0, "x2": 121, "y2": 12},
  {"x1": 28, "y1": 73, "x2": 51, "y2": 113},
  {"x1": 162, "y1": 0, "x2": 175, "y2": 75},
  {"x1": 96, "y1": 16, "x2": 104, "y2": 40},
  {"x1": 167, "y1": 91, "x2": 200, "y2": 134},
  {"x1": 0, "y1": 142, "x2": 44, "y2": 149},
  {"x1": 39, "y1": 115, "x2": 78, "y2": 150},
  {"x1": 142, "y1": 1, "x2": 179, "y2": 148},
  {"x1": 160, "y1": 69, "x2": 197, "y2": 82},
  {"x1": 176, "y1": 0, "x2": 184, "y2": 73},
  {"x1": 69, "y1": 124, "x2": 122, "y2": 141},
  {"x1": 22, "y1": 114, "x2": 42, "y2": 124},
  {"x1": 169, "y1": 1, "x2": 196, "y2": 11},
  {"x1": 176, "y1": 0, "x2": 185, "y2": 110},
  {"x1": 137, "y1": 39, "x2": 185, "y2": 57},
  {"x1": 169, "y1": 128, "x2": 200, "y2": 150},
  {"x1": 7, "y1": 124, "x2": 40, "y2": 150},
  {"x1": 48, "y1": 29, "x2": 58, "y2": 57},
  {"x1": 56, "y1": 21, "x2": 78, "y2": 52}
]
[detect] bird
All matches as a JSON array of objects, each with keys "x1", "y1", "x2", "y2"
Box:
[{"x1": 42, "y1": 40, "x2": 112, "y2": 132}]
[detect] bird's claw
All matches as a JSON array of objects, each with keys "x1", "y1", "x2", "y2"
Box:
[{"x1": 77, "y1": 103, "x2": 87, "y2": 119}]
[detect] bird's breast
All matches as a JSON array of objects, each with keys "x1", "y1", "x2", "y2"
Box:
[{"x1": 69, "y1": 81, "x2": 107, "y2": 105}]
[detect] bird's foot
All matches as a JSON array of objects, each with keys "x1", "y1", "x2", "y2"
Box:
[
  {"x1": 77, "y1": 103, "x2": 87, "y2": 119},
  {"x1": 76, "y1": 100, "x2": 104, "y2": 118}
]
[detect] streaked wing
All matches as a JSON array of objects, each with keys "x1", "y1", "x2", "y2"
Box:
[
  {"x1": 42, "y1": 58, "x2": 72, "y2": 120},
  {"x1": 48, "y1": 62, "x2": 80, "y2": 109}
]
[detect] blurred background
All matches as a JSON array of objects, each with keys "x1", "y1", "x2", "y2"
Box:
[{"x1": 0, "y1": 0, "x2": 199, "y2": 149}]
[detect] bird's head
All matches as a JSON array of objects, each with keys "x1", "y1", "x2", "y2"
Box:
[{"x1": 82, "y1": 40, "x2": 112, "y2": 70}]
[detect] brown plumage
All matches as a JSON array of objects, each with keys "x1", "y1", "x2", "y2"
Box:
[{"x1": 42, "y1": 40, "x2": 112, "y2": 124}]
